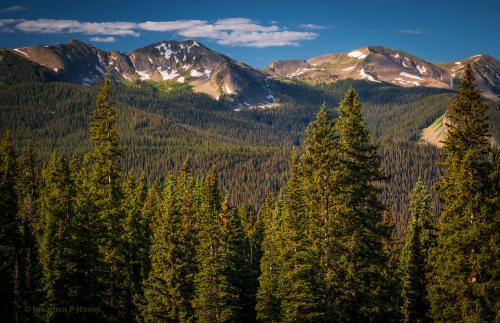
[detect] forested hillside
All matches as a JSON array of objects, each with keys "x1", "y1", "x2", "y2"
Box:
[
  {"x1": 1, "y1": 66, "x2": 497, "y2": 321},
  {"x1": 2, "y1": 73, "x2": 499, "y2": 230}
]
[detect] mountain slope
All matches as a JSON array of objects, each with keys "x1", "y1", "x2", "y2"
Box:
[
  {"x1": 10, "y1": 39, "x2": 275, "y2": 107},
  {"x1": 264, "y1": 46, "x2": 500, "y2": 101}
]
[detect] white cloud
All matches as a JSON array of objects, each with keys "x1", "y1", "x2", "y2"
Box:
[
  {"x1": 138, "y1": 20, "x2": 206, "y2": 31},
  {"x1": 214, "y1": 30, "x2": 318, "y2": 47},
  {"x1": 0, "y1": 18, "x2": 22, "y2": 27},
  {"x1": 1, "y1": 17, "x2": 320, "y2": 47},
  {"x1": 298, "y1": 23, "x2": 327, "y2": 30},
  {"x1": 15, "y1": 19, "x2": 140, "y2": 36},
  {"x1": 399, "y1": 28, "x2": 423, "y2": 34},
  {"x1": 90, "y1": 36, "x2": 116, "y2": 43},
  {"x1": 1, "y1": 5, "x2": 27, "y2": 12}
]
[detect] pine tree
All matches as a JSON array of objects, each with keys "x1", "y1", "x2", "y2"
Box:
[
  {"x1": 256, "y1": 194, "x2": 282, "y2": 322},
  {"x1": 429, "y1": 65, "x2": 498, "y2": 322},
  {"x1": 331, "y1": 88, "x2": 390, "y2": 321},
  {"x1": 278, "y1": 150, "x2": 322, "y2": 322},
  {"x1": 39, "y1": 153, "x2": 75, "y2": 321},
  {"x1": 382, "y1": 211, "x2": 403, "y2": 322},
  {"x1": 217, "y1": 197, "x2": 245, "y2": 321},
  {"x1": 401, "y1": 179, "x2": 435, "y2": 323},
  {"x1": 238, "y1": 204, "x2": 262, "y2": 322},
  {"x1": 123, "y1": 171, "x2": 149, "y2": 318},
  {"x1": 15, "y1": 143, "x2": 42, "y2": 320},
  {"x1": 301, "y1": 103, "x2": 340, "y2": 317},
  {"x1": 87, "y1": 79, "x2": 128, "y2": 320},
  {"x1": 70, "y1": 153, "x2": 103, "y2": 320},
  {"x1": 0, "y1": 132, "x2": 20, "y2": 322},
  {"x1": 175, "y1": 166, "x2": 198, "y2": 321},
  {"x1": 141, "y1": 167, "x2": 198, "y2": 322},
  {"x1": 194, "y1": 170, "x2": 244, "y2": 322},
  {"x1": 135, "y1": 182, "x2": 161, "y2": 321},
  {"x1": 141, "y1": 174, "x2": 179, "y2": 321}
]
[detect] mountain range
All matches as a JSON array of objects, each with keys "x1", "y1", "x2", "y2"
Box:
[
  {"x1": 264, "y1": 46, "x2": 500, "y2": 101},
  {"x1": 7, "y1": 39, "x2": 500, "y2": 105}
]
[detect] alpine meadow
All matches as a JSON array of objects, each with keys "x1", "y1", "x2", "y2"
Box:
[{"x1": 0, "y1": 1, "x2": 499, "y2": 322}]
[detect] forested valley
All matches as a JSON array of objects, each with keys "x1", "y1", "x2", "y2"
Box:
[{"x1": 0, "y1": 65, "x2": 498, "y2": 322}]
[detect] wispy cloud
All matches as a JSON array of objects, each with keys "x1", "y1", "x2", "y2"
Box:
[
  {"x1": 90, "y1": 36, "x2": 116, "y2": 43},
  {"x1": 0, "y1": 17, "x2": 320, "y2": 47},
  {"x1": 298, "y1": 23, "x2": 327, "y2": 30},
  {"x1": 399, "y1": 28, "x2": 423, "y2": 34},
  {"x1": 1, "y1": 5, "x2": 27, "y2": 12},
  {"x1": 15, "y1": 19, "x2": 140, "y2": 36}
]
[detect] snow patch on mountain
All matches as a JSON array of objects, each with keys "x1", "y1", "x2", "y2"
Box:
[
  {"x1": 137, "y1": 71, "x2": 150, "y2": 80},
  {"x1": 359, "y1": 68, "x2": 381, "y2": 83},
  {"x1": 190, "y1": 70, "x2": 204, "y2": 77},
  {"x1": 157, "y1": 67, "x2": 179, "y2": 80},
  {"x1": 348, "y1": 50, "x2": 367, "y2": 59},
  {"x1": 14, "y1": 48, "x2": 29, "y2": 57},
  {"x1": 416, "y1": 65, "x2": 427, "y2": 75},
  {"x1": 156, "y1": 43, "x2": 175, "y2": 60},
  {"x1": 400, "y1": 72, "x2": 422, "y2": 80}
]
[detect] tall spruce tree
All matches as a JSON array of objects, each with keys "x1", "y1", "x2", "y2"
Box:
[
  {"x1": 16, "y1": 143, "x2": 42, "y2": 321},
  {"x1": 0, "y1": 132, "x2": 20, "y2": 322},
  {"x1": 331, "y1": 88, "x2": 390, "y2": 321},
  {"x1": 141, "y1": 174, "x2": 179, "y2": 321},
  {"x1": 123, "y1": 171, "x2": 149, "y2": 318},
  {"x1": 90, "y1": 79, "x2": 128, "y2": 320},
  {"x1": 429, "y1": 65, "x2": 498, "y2": 321},
  {"x1": 135, "y1": 182, "x2": 161, "y2": 321},
  {"x1": 301, "y1": 103, "x2": 340, "y2": 318},
  {"x1": 278, "y1": 150, "x2": 323, "y2": 322},
  {"x1": 39, "y1": 153, "x2": 75, "y2": 321},
  {"x1": 401, "y1": 179, "x2": 435, "y2": 323},
  {"x1": 141, "y1": 167, "x2": 198, "y2": 322},
  {"x1": 256, "y1": 194, "x2": 283, "y2": 322}
]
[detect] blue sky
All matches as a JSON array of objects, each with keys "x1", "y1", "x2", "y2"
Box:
[{"x1": 0, "y1": 0, "x2": 499, "y2": 68}]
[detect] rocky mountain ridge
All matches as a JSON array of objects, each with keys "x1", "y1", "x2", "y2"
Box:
[
  {"x1": 264, "y1": 46, "x2": 500, "y2": 101},
  {"x1": 10, "y1": 39, "x2": 275, "y2": 108},
  {"x1": 7, "y1": 40, "x2": 500, "y2": 104}
]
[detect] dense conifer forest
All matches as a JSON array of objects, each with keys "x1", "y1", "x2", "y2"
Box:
[{"x1": 0, "y1": 65, "x2": 498, "y2": 321}]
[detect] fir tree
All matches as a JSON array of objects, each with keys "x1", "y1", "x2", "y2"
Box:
[
  {"x1": 123, "y1": 171, "x2": 149, "y2": 318},
  {"x1": 15, "y1": 143, "x2": 42, "y2": 320},
  {"x1": 141, "y1": 174, "x2": 179, "y2": 321},
  {"x1": 301, "y1": 103, "x2": 340, "y2": 317},
  {"x1": 135, "y1": 182, "x2": 161, "y2": 321},
  {"x1": 381, "y1": 211, "x2": 403, "y2": 322},
  {"x1": 194, "y1": 170, "x2": 244, "y2": 322},
  {"x1": 429, "y1": 65, "x2": 498, "y2": 322},
  {"x1": 39, "y1": 153, "x2": 75, "y2": 321},
  {"x1": 88, "y1": 79, "x2": 128, "y2": 320},
  {"x1": 141, "y1": 167, "x2": 198, "y2": 322},
  {"x1": 331, "y1": 88, "x2": 390, "y2": 321},
  {"x1": 278, "y1": 150, "x2": 322, "y2": 322},
  {"x1": 401, "y1": 179, "x2": 435, "y2": 323},
  {"x1": 256, "y1": 194, "x2": 282, "y2": 322},
  {"x1": 0, "y1": 132, "x2": 20, "y2": 322},
  {"x1": 238, "y1": 204, "x2": 263, "y2": 321}
]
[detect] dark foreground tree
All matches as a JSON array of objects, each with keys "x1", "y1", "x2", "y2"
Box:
[
  {"x1": 401, "y1": 179, "x2": 435, "y2": 322},
  {"x1": 331, "y1": 88, "x2": 393, "y2": 321},
  {"x1": 429, "y1": 65, "x2": 499, "y2": 322}
]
